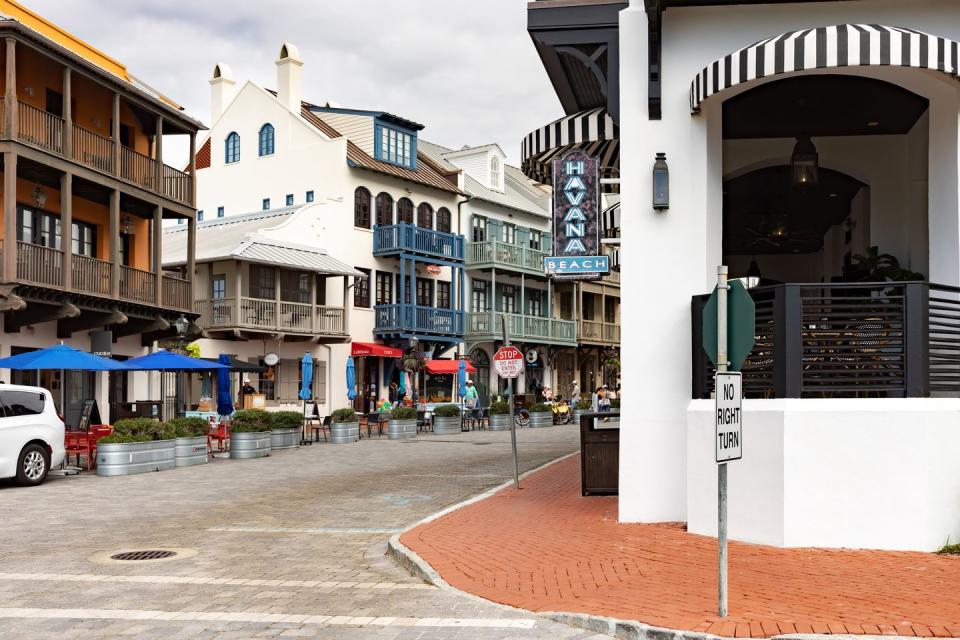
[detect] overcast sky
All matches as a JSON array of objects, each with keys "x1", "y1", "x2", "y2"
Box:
[{"x1": 27, "y1": 0, "x2": 562, "y2": 168}]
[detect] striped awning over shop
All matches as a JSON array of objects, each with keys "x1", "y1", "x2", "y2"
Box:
[
  {"x1": 521, "y1": 108, "x2": 619, "y2": 190},
  {"x1": 690, "y1": 24, "x2": 960, "y2": 113}
]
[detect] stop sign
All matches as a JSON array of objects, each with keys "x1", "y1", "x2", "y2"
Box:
[{"x1": 493, "y1": 346, "x2": 524, "y2": 379}]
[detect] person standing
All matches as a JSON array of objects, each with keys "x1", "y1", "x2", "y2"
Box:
[
  {"x1": 464, "y1": 379, "x2": 479, "y2": 421},
  {"x1": 570, "y1": 379, "x2": 580, "y2": 404},
  {"x1": 599, "y1": 385, "x2": 611, "y2": 412}
]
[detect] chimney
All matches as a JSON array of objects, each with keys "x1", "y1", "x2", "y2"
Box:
[
  {"x1": 209, "y1": 63, "x2": 236, "y2": 122},
  {"x1": 276, "y1": 42, "x2": 303, "y2": 113}
]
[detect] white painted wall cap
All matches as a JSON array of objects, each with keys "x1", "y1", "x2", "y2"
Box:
[
  {"x1": 277, "y1": 42, "x2": 302, "y2": 63},
  {"x1": 211, "y1": 63, "x2": 233, "y2": 82}
]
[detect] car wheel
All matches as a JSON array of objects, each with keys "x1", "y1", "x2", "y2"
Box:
[{"x1": 16, "y1": 444, "x2": 50, "y2": 486}]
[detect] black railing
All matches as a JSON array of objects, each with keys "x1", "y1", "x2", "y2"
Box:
[{"x1": 692, "y1": 281, "x2": 958, "y2": 399}]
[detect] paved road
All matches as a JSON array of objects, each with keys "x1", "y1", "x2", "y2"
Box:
[{"x1": 0, "y1": 425, "x2": 606, "y2": 639}]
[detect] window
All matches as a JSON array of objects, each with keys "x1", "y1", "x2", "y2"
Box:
[
  {"x1": 394, "y1": 274, "x2": 412, "y2": 304},
  {"x1": 225, "y1": 131, "x2": 240, "y2": 164},
  {"x1": 436, "y1": 207, "x2": 451, "y2": 233},
  {"x1": 250, "y1": 264, "x2": 276, "y2": 300},
  {"x1": 604, "y1": 298, "x2": 617, "y2": 323},
  {"x1": 417, "y1": 203, "x2": 433, "y2": 229},
  {"x1": 16, "y1": 206, "x2": 95, "y2": 257},
  {"x1": 118, "y1": 233, "x2": 131, "y2": 266},
  {"x1": 354, "y1": 187, "x2": 371, "y2": 228},
  {"x1": 278, "y1": 359, "x2": 301, "y2": 403},
  {"x1": 397, "y1": 198, "x2": 414, "y2": 224},
  {"x1": 502, "y1": 223, "x2": 516, "y2": 244},
  {"x1": 472, "y1": 216, "x2": 487, "y2": 242},
  {"x1": 471, "y1": 280, "x2": 488, "y2": 313},
  {"x1": 280, "y1": 270, "x2": 311, "y2": 303},
  {"x1": 354, "y1": 268, "x2": 371, "y2": 308},
  {"x1": 560, "y1": 291, "x2": 573, "y2": 319},
  {"x1": 211, "y1": 275, "x2": 226, "y2": 300},
  {"x1": 286, "y1": 194, "x2": 294, "y2": 206},
  {"x1": 437, "y1": 281, "x2": 451, "y2": 309},
  {"x1": 258, "y1": 123, "x2": 275, "y2": 156},
  {"x1": 73, "y1": 221, "x2": 96, "y2": 257},
  {"x1": 375, "y1": 192, "x2": 393, "y2": 226},
  {"x1": 375, "y1": 123, "x2": 416, "y2": 169},
  {"x1": 0, "y1": 390, "x2": 45, "y2": 416},
  {"x1": 306, "y1": 190, "x2": 314, "y2": 203},
  {"x1": 528, "y1": 290, "x2": 542, "y2": 316},
  {"x1": 501, "y1": 284, "x2": 516, "y2": 313},
  {"x1": 490, "y1": 156, "x2": 501, "y2": 188},
  {"x1": 197, "y1": 210, "x2": 204, "y2": 222},
  {"x1": 217, "y1": 206, "x2": 224, "y2": 218},
  {"x1": 582, "y1": 293, "x2": 595, "y2": 320},
  {"x1": 262, "y1": 198, "x2": 270, "y2": 210},
  {"x1": 416, "y1": 279, "x2": 434, "y2": 306},
  {"x1": 258, "y1": 359, "x2": 276, "y2": 401},
  {"x1": 45, "y1": 88, "x2": 64, "y2": 118},
  {"x1": 529, "y1": 230, "x2": 542, "y2": 250},
  {"x1": 375, "y1": 271, "x2": 393, "y2": 305}
]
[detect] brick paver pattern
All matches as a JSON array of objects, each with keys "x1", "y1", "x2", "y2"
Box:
[{"x1": 402, "y1": 455, "x2": 960, "y2": 639}]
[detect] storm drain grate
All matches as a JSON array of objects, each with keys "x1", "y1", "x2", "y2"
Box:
[{"x1": 110, "y1": 550, "x2": 177, "y2": 561}]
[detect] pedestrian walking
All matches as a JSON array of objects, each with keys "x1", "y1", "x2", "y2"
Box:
[{"x1": 464, "y1": 379, "x2": 479, "y2": 420}]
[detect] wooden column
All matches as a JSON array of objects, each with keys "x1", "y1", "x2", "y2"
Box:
[
  {"x1": 342, "y1": 275, "x2": 351, "y2": 335},
  {"x1": 61, "y1": 172, "x2": 72, "y2": 290},
  {"x1": 111, "y1": 93, "x2": 120, "y2": 175},
  {"x1": 62, "y1": 67, "x2": 72, "y2": 158},
  {"x1": 274, "y1": 266, "x2": 281, "y2": 330},
  {"x1": 186, "y1": 215, "x2": 196, "y2": 306},
  {"x1": 109, "y1": 189, "x2": 120, "y2": 297},
  {"x1": 5, "y1": 38, "x2": 16, "y2": 138},
  {"x1": 2, "y1": 151, "x2": 16, "y2": 280},
  {"x1": 188, "y1": 132, "x2": 196, "y2": 207},
  {"x1": 153, "y1": 206, "x2": 162, "y2": 306},
  {"x1": 154, "y1": 116, "x2": 163, "y2": 192}
]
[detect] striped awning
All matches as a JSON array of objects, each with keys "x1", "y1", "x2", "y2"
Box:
[
  {"x1": 521, "y1": 108, "x2": 619, "y2": 191},
  {"x1": 690, "y1": 24, "x2": 960, "y2": 113}
]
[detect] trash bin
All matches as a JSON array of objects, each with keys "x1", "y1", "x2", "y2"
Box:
[{"x1": 580, "y1": 412, "x2": 619, "y2": 496}]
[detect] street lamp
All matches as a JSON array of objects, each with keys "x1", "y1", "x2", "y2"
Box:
[{"x1": 174, "y1": 314, "x2": 189, "y2": 336}]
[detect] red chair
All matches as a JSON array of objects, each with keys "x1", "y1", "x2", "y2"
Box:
[
  {"x1": 208, "y1": 419, "x2": 230, "y2": 452},
  {"x1": 64, "y1": 431, "x2": 94, "y2": 471},
  {"x1": 88, "y1": 425, "x2": 112, "y2": 468}
]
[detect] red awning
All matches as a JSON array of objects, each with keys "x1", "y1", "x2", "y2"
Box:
[
  {"x1": 425, "y1": 359, "x2": 477, "y2": 375},
  {"x1": 351, "y1": 342, "x2": 403, "y2": 358}
]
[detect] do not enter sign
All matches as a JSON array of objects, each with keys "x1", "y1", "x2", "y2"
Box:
[{"x1": 494, "y1": 346, "x2": 524, "y2": 379}]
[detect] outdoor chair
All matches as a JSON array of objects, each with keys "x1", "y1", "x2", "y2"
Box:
[
  {"x1": 64, "y1": 431, "x2": 94, "y2": 471},
  {"x1": 416, "y1": 410, "x2": 429, "y2": 433},
  {"x1": 365, "y1": 412, "x2": 385, "y2": 438},
  {"x1": 311, "y1": 415, "x2": 330, "y2": 443},
  {"x1": 479, "y1": 407, "x2": 489, "y2": 430}
]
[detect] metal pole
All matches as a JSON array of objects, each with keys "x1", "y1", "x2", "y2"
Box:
[
  {"x1": 502, "y1": 315, "x2": 520, "y2": 489},
  {"x1": 717, "y1": 265, "x2": 729, "y2": 618}
]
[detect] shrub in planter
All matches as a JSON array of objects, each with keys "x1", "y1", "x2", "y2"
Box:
[
  {"x1": 489, "y1": 401, "x2": 509, "y2": 415},
  {"x1": 271, "y1": 411, "x2": 304, "y2": 431},
  {"x1": 390, "y1": 406, "x2": 418, "y2": 420},
  {"x1": 330, "y1": 407, "x2": 359, "y2": 443},
  {"x1": 527, "y1": 403, "x2": 553, "y2": 428},
  {"x1": 166, "y1": 417, "x2": 208, "y2": 438},
  {"x1": 166, "y1": 417, "x2": 209, "y2": 467},
  {"x1": 431, "y1": 404, "x2": 462, "y2": 435},
  {"x1": 96, "y1": 418, "x2": 175, "y2": 476},
  {"x1": 575, "y1": 400, "x2": 592, "y2": 411},
  {"x1": 231, "y1": 409, "x2": 272, "y2": 433},
  {"x1": 432, "y1": 404, "x2": 461, "y2": 417},
  {"x1": 268, "y1": 410, "x2": 304, "y2": 450},
  {"x1": 488, "y1": 400, "x2": 511, "y2": 431},
  {"x1": 388, "y1": 405, "x2": 418, "y2": 440},
  {"x1": 331, "y1": 407, "x2": 357, "y2": 423},
  {"x1": 229, "y1": 409, "x2": 272, "y2": 460},
  {"x1": 610, "y1": 399, "x2": 621, "y2": 410}
]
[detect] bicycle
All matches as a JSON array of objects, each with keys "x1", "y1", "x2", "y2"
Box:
[{"x1": 514, "y1": 408, "x2": 530, "y2": 428}]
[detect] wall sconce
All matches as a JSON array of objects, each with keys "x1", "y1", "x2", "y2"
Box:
[
  {"x1": 652, "y1": 152, "x2": 669, "y2": 210},
  {"x1": 174, "y1": 314, "x2": 190, "y2": 336},
  {"x1": 31, "y1": 184, "x2": 47, "y2": 208},
  {"x1": 121, "y1": 216, "x2": 134, "y2": 235}
]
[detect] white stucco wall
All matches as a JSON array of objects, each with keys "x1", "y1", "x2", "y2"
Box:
[
  {"x1": 619, "y1": 0, "x2": 960, "y2": 525},
  {"x1": 687, "y1": 399, "x2": 960, "y2": 551}
]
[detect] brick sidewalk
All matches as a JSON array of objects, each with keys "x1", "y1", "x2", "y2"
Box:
[{"x1": 401, "y1": 455, "x2": 960, "y2": 638}]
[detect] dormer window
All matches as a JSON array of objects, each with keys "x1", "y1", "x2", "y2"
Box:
[
  {"x1": 490, "y1": 156, "x2": 502, "y2": 189},
  {"x1": 374, "y1": 123, "x2": 416, "y2": 169}
]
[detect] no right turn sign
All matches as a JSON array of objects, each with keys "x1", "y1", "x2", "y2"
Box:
[{"x1": 715, "y1": 372, "x2": 742, "y2": 463}]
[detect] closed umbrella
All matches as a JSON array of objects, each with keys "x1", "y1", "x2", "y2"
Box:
[
  {"x1": 346, "y1": 356, "x2": 357, "y2": 401},
  {"x1": 398, "y1": 369, "x2": 407, "y2": 398},
  {"x1": 124, "y1": 350, "x2": 228, "y2": 421},
  {"x1": 216, "y1": 354, "x2": 234, "y2": 417},
  {"x1": 458, "y1": 359, "x2": 467, "y2": 399},
  {"x1": 298, "y1": 353, "x2": 313, "y2": 401}
]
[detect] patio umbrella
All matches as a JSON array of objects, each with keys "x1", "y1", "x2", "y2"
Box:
[
  {"x1": 123, "y1": 349, "x2": 229, "y2": 371},
  {"x1": 458, "y1": 359, "x2": 467, "y2": 399},
  {"x1": 298, "y1": 353, "x2": 313, "y2": 401},
  {"x1": 398, "y1": 369, "x2": 407, "y2": 398},
  {"x1": 216, "y1": 354, "x2": 234, "y2": 417},
  {"x1": 0, "y1": 344, "x2": 131, "y2": 371},
  {"x1": 346, "y1": 356, "x2": 357, "y2": 400}
]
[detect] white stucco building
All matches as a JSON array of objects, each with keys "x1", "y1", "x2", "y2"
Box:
[{"x1": 525, "y1": 0, "x2": 960, "y2": 551}]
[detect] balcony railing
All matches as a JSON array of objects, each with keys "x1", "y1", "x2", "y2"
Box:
[
  {"x1": 162, "y1": 275, "x2": 191, "y2": 312},
  {"x1": 690, "y1": 281, "x2": 960, "y2": 399},
  {"x1": 119, "y1": 265, "x2": 156, "y2": 305},
  {"x1": 373, "y1": 223, "x2": 465, "y2": 262},
  {"x1": 16, "y1": 241, "x2": 63, "y2": 287},
  {"x1": 466, "y1": 240, "x2": 547, "y2": 273},
  {"x1": 579, "y1": 319, "x2": 620, "y2": 344},
  {"x1": 467, "y1": 311, "x2": 576, "y2": 344},
  {"x1": 72, "y1": 253, "x2": 112, "y2": 296},
  {"x1": 373, "y1": 303, "x2": 464, "y2": 337},
  {"x1": 195, "y1": 298, "x2": 347, "y2": 336},
  {"x1": 2, "y1": 99, "x2": 193, "y2": 206}
]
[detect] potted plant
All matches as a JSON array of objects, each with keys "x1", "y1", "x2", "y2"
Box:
[
  {"x1": 608, "y1": 398, "x2": 621, "y2": 424},
  {"x1": 387, "y1": 406, "x2": 418, "y2": 440},
  {"x1": 166, "y1": 417, "x2": 209, "y2": 467},
  {"x1": 96, "y1": 418, "x2": 176, "y2": 476},
  {"x1": 330, "y1": 407, "x2": 359, "y2": 443},
  {"x1": 230, "y1": 409, "x2": 272, "y2": 459},
  {"x1": 431, "y1": 404, "x2": 461, "y2": 435},
  {"x1": 269, "y1": 411, "x2": 303, "y2": 450},
  {"x1": 527, "y1": 402, "x2": 554, "y2": 428},
  {"x1": 488, "y1": 400, "x2": 511, "y2": 431},
  {"x1": 573, "y1": 399, "x2": 593, "y2": 425}
]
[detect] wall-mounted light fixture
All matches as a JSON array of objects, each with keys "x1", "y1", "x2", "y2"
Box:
[
  {"x1": 31, "y1": 184, "x2": 47, "y2": 208},
  {"x1": 652, "y1": 152, "x2": 669, "y2": 210},
  {"x1": 791, "y1": 136, "x2": 819, "y2": 187},
  {"x1": 121, "y1": 216, "x2": 134, "y2": 235},
  {"x1": 174, "y1": 314, "x2": 190, "y2": 336}
]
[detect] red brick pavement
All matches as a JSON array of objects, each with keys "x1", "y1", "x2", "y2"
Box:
[{"x1": 401, "y1": 455, "x2": 960, "y2": 638}]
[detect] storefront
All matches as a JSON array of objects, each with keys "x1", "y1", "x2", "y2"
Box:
[{"x1": 351, "y1": 341, "x2": 403, "y2": 413}]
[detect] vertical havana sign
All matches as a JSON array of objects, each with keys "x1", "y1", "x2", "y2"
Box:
[{"x1": 545, "y1": 150, "x2": 608, "y2": 279}]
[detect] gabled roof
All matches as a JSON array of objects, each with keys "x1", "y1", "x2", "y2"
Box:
[
  {"x1": 417, "y1": 140, "x2": 549, "y2": 218},
  {"x1": 163, "y1": 206, "x2": 361, "y2": 276},
  {"x1": 441, "y1": 142, "x2": 506, "y2": 160},
  {"x1": 307, "y1": 106, "x2": 424, "y2": 132}
]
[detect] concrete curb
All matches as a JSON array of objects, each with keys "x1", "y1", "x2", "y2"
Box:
[{"x1": 388, "y1": 453, "x2": 938, "y2": 640}]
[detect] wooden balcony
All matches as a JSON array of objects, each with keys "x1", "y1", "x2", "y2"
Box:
[
  {"x1": 373, "y1": 303, "x2": 464, "y2": 341},
  {"x1": 466, "y1": 311, "x2": 576, "y2": 345},
  {"x1": 466, "y1": 240, "x2": 547, "y2": 275},
  {"x1": 195, "y1": 297, "x2": 348, "y2": 338},
  {"x1": 373, "y1": 223, "x2": 465, "y2": 263},
  {"x1": 579, "y1": 319, "x2": 620, "y2": 345},
  {"x1": 3, "y1": 99, "x2": 194, "y2": 207}
]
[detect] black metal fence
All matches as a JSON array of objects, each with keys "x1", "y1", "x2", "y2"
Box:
[{"x1": 692, "y1": 282, "x2": 960, "y2": 399}]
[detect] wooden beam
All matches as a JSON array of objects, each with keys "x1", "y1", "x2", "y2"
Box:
[
  {"x1": 62, "y1": 67, "x2": 72, "y2": 157},
  {"x1": 5, "y1": 298, "x2": 80, "y2": 333},
  {"x1": 61, "y1": 171, "x2": 73, "y2": 290},
  {"x1": 109, "y1": 189, "x2": 120, "y2": 298},
  {"x1": 5, "y1": 38, "x2": 16, "y2": 137},
  {"x1": 57, "y1": 306, "x2": 126, "y2": 339},
  {"x1": 153, "y1": 205, "x2": 162, "y2": 306}
]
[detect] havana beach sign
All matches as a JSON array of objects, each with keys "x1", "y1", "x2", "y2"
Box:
[{"x1": 547, "y1": 150, "x2": 607, "y2": 279}]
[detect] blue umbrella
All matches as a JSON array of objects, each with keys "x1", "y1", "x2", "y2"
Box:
[
  {"x1": 398, "y1": 369, "x2": 406, "y2": 397},
  {"x1": 0, "y1": 344, "x2": 131, "y2": 371},
  {"x1": 458, "y1": 359, "x2": 467, "y2": 399},
  {"x1": 124, "y1": 349, "x2": 229, "y2": 371},
  {"x1": 298, "y1": 353, "x2": 313, "y2": 401},
  {"x1": 346, "y1": 356, "x2": 357, "y2": 400},
  {"x1": 216, "y1": 354, "x2": 234, "y2": 417}
]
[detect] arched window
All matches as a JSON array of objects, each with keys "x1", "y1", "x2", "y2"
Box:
[
  {"x1": 258, "y1": 123, "x2": 275, "y2": 157},
  {"x1": 436, "y1": 207, "x2": 452, "y2": 234},
  {"x1": 470, "y1": 348, "x2": 491, "y2": 405},
  {"x1": 354, "y1": 187, "x2": 371, "y2": 228},
  {"x1": 490, "y1": 156, "x2": 501, "y2": 188},
  {"x1": 375, "y1": 192, "x2": 393, "y2": 226},
  {"x1": 397, "y1": 197, "x2": 414, "y2": 224},
  {"x1": 225, "y1": 132, "x2": 240, "y2": 164},
  {"x1": 416, "y1": 203, "x2": 433, "y2": 229}
]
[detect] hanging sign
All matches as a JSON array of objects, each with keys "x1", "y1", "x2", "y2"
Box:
[{"x1": 549, "y1": 150, "x2": 604, "y2": 280}]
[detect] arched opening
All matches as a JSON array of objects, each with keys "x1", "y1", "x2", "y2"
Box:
[{"x1": 470, "y1": 348, "x2": 490, "y2": 405}]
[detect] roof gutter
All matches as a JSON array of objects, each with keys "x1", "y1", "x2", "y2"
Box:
[{"x1": 457, "y1": 195, "x2": 472, "y2": 236}]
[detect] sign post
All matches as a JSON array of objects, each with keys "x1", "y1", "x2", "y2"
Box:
[{"x1": 494, "y1": 332, "x2": 524, "y2": 489}]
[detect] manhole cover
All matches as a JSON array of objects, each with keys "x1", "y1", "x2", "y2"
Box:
[{"x1": 110, "y1": 550, "x2": 177, "y2": 561}]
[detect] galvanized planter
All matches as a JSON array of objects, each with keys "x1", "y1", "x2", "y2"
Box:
[
  {"x1": 230, "y1": 431, "x2": 272, "y2": 459},
  {"x1": 97, "y1": 439, "x2": 176, "y2": 477},
  {"x1": 270, "y1": 428, "x2": 300, "y2": 450},
  {"x1": 488, "y1": 414, "x2": 511, "y2": 431},
  {"x1": 330, "y1": 421, "x2": 359, "y2": 444},
  {"x1": 387, "y1": 419, "x2": 417, "y2": 440},
  {"x1": 528, "y1": 411, "x2": 554, "y2": 428},
  {"x1": 174, "y1": 436, "x2": 209, "y2": 467},
  {"x1": 432, "y1": 415, "x2": 462, "y2": 435}
]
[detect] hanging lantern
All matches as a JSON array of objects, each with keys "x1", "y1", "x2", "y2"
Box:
[{"x1": 791, "y1": 136, "x2": 819, "y2": 187}]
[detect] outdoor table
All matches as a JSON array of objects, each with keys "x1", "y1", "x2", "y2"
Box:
[{"x1": 185, "y1": 410, "x2": 220, "y2": 422}]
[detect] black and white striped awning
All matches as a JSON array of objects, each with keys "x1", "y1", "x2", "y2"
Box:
[
  {"x1": 521, "y1": 108, "x2": 619, "y2": 191},
  {"x1": 690, "y1": 24, "x2": 960, "y2": 113}
]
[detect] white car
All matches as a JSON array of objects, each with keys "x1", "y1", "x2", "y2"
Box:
[{"x1": 0, "y1": 385, "x2": 65, "y2": 486}]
